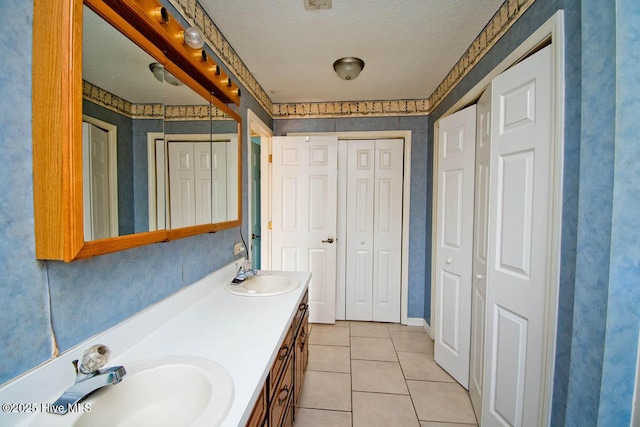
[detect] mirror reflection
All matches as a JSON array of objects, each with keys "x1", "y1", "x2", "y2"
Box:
[{"x1": 81, "y1": 6, "x2": 239, "y2": 240}]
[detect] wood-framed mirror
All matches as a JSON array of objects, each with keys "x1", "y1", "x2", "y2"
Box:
[{"x1": 33, "y1": 0, "x2": 242, "y2": 261}]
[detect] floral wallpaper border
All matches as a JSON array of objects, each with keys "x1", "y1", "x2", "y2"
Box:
[
  {"x1": 83, "y1": 80, "x2": 231, "y2": 121},
  {"x1": 168, "y1": 0, "x2": 536, "y2": 119}
]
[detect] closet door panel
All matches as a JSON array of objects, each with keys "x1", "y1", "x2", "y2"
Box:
[
  {"x1": 346, "y1": 140, "x2": 375, "y2": 321},
  {"x1": 372, "y1": 139, "x2": 403, "y2": 322}
]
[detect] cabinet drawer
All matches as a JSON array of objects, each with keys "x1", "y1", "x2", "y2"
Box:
[
  {"x1": 269, "y1": 357, "x2": 293, "y2": 427},
  {"x1": 292, "y1": 290, "x2": 309, "y2": 334},
  {"x1": 269, "y1": 326, "x2": 294, "y2": 398}
]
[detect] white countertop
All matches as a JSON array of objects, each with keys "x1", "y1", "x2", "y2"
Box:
[{"x1": 0, "y1": 261, "x2": 311, "y2": 427}]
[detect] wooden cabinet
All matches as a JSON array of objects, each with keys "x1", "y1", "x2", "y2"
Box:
[
  {"x1": 246, "y1": 290, "x2": 308, "y2": 427},
  {"x1": 294, "y1": 309, "x2": 309, "y2": 407},
  {"x1": 246, "y1": 385, "x2": 267, "y2": 427}
]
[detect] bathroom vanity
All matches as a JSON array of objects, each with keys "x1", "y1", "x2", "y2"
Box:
[
  {"x1": 0, "y1": 262, "x2": 310, "y2": 427},
  {"x1": 247, "y1": 290, "x2": 309, "y2": 427}
]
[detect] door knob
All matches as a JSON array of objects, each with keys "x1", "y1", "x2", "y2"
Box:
[
  {"x1": 446, "y1": 258, "x2": 452, "y2": 264},
  {"x1": 322, "y1": 237, "x2": 335, "y2": 244},
  {"x1": 252, "y1": 233, "x2": 260, "y2": 239},
  {"x1": 476, "y1": 274, "x2": 485, "y2": 279}
]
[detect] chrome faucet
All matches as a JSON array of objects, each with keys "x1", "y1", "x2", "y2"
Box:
[
  {"x1": 49, "y1": 344, "x2": 126, "y2": 415},
  {"x1": 231, "y1": 260, "x2": 257, "y2": 284}
]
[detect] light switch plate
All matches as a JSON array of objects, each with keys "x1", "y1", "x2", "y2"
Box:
[{"x1": 233, "y1": 242, "x2": 245, "y2": 255}]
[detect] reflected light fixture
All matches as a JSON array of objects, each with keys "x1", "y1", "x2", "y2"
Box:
[
  {"x1": 333, "y1": 57, "x2": 365, "y2": 80},
  {"x1": 149, "y1": 62, "x2": 184, "y2": 86},
  {"x1": 183, "y1": 26, "x2": 205, "y2": 49}
]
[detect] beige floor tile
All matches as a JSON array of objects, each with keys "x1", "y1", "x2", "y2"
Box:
[
  {"x1": 311, "y1": 321, "x2": 350, "y2": 328},
  {"x1": 352, "y1": 392, "x2": 419, "y2": 427},
  {"x1": 407, "y1": 381, "x2": 477, "y2": 424},
  {"x1": 309, "y1": 324, "x2": 351, "y2": 346},
  {"x1": 387, "y1": 324, "x2": 428, "y2": 333},
  {"x1": 308, "y1": 345, "x2": 351, "y2": 373},
  {"x1": 294, "y1": 408, "x2": 352, "y2": 427},
  {"x1": 420, "y1": 422, "x2": 477, "y2": 427},
  {"x1": 350, "y1": 321, "x2": 391, "y2": 338},
  {"x1": 351, "y1": 360, "x2": 408, "y2": 394},
  {"x1": 397, "y1": 352, "x2": 454, "y2": 382},
  {"x1": 298, "y1": 371, "x2": 352, "y2": 411},
  {"x1": 350, "y1": 337, "x2": 397, "y2": 362},
  {"x1": 390, "y1": 331, "x2": 434, "y2": 353}
]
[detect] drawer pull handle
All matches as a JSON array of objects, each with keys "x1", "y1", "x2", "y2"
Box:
[
  {"x1": 278, "y1": 346, "x2": 289, "y2": 360},
  {"x1": 278, "y1": 386, "x2": 290, "y2": 405}
]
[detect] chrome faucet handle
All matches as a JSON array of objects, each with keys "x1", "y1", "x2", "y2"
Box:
[{"x1": 78, "y1": 344, "x2": 111, "y2": 375}]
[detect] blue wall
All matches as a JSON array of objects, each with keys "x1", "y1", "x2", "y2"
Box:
[
  {"x1": 274, "y1": 116, "x2": 430, "y2": 319},
  {"x1": 597, "y1": 0, "x2": 640, "y2": 424},
  {"x1": 0, "y1": 0, "x2": 269, "y2": 386}
]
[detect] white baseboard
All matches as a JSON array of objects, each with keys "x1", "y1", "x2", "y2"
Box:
[{"x1": 407, "y1": 317, "x2": 433, "y2": 339}]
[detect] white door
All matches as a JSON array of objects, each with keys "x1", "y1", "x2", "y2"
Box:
[
  {"x1": 193, "y1": 142, "x2": 212, "y2": 226},
  {"x1": 271, "y1": 136, "x2": 338, "y2": 324},
  {"x1": 344, "y1": 139, "x2": 404, "y2": 322},
  {"x1": 211, "y1": 142, "x2": 228, "y2": 223},
  {"x1": 482, "y1": 46, "x2": 552, "y2": 427},
  {"x1": 434, "y1": 105, "x2": 476, "y2": 389},
  {"x1": 83, "y1": 122, "x2": 111, "y2": 240},
  {"x1": 470, "y1": 87, "x2": 492, "y2": 419},
  {"x1": 168, "y1": 142, "x2": 214, "y2": 228},
  {"x1": 345, "y1": 140, "x2": 375, "y2": 321}
]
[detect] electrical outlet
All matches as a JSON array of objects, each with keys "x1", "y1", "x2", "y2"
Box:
[{"x1": 233, "y1": 242, "x2": 245, "y2": 255}]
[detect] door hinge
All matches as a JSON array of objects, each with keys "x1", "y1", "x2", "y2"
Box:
[
  {"x1": 269, "y1": 154, "x2": 272, "y2": 163},
  {"x1": 268, "y1": 221, "x2": 272, "y2": 230}
]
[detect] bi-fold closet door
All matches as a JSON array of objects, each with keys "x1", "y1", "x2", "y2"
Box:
[
  {"x1": 167, "y1": 141, "x2": 228, "y2": 228},
  {"x1": 435, "y1": 45, "x2": 556, "y2": 426},
  {"x1": 343, "y1": 139, "x2": 404, "y2": 323}
]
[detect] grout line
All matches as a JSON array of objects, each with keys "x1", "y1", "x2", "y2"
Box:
[{"x1": 349, "y1": 332, "x2": 354, "y2": 426}]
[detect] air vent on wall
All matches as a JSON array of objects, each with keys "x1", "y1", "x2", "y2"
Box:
[{"x1": 304, "y1": 0, "x2": 331, "y2": 10}]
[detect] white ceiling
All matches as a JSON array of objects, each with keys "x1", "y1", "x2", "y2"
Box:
[{"x1": 199, "y1": 0, "x2": 504, "y2": 104}]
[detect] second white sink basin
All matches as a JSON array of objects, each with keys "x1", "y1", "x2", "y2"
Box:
[
  {"x1": 225, "y1": 273, "x2": 300, "y2": 296},
  {"x1": 31, "y1": 355, "x2": 233, "y2": 427}
]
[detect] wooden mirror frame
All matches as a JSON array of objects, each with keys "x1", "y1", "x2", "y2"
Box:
[{"x1": 33, "y1": 0, "x2": 242, "y2": 261}]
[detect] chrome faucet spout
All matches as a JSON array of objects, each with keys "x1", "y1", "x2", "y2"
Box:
[
  {"x1": 49, "y1": 345, "x2": 126, "y2": 415},
  {"x1": 231, "y1": 262, "x2": 257, "y2": 284}
]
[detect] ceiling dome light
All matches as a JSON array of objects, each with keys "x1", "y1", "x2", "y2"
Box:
[
  {"x1": 183, "y1": 26, "x2": 205, "y2": 49},
  {"x1": 149, "y1": 62, "x2": 184, "y2": 86},
  {"x1": 333, "y1": 57, "x2": 365, "y2": 80}
]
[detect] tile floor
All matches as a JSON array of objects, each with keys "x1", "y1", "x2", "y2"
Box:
[{"x1": 294, "y1": 321, "x2": 478, "y2": 427}]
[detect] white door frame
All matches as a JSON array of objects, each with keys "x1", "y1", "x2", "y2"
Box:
[
  {"x1": 288, "y1": 130, "x2": 412, "y2": 326},
  {"x1": 247, "y1": 109, "x2": 274, "y2": 269},
  {"x1": 430, "y1": 11, "x2": 565, "y2": 425}
]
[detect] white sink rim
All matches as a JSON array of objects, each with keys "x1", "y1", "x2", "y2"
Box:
[
  {"x1": 225, "y1": 273, "x2": 301, "y2": 297},
  {"x1": 30, "y1": 355, "x2": 234, "y2": 427}
]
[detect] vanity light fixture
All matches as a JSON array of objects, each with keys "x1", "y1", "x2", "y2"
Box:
[
  {"x1": 149, "y1": 62, "x2": 184, "y2": 86},
  {"x1": 183, "y1": 26, "x2": 205, "y2": 49},
  {"x1": 333, "y1": 57, "x2": 365, "y2": 80}
]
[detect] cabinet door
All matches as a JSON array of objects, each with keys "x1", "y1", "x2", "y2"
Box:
[{"x1": 270, "y1": 358, "x2": 294, "y2": 427}]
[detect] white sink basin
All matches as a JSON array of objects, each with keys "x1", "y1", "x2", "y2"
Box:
[
  {"x1": 225, "y1": 273, "x2": 300, "y2": 296},
  {"x1": 31, "y1": 356, "x2": 233, "y2": 427}
]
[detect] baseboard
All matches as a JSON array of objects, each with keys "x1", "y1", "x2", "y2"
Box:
[{"x1": 407, "y1": 317, "x2": 433, "y2": 339}]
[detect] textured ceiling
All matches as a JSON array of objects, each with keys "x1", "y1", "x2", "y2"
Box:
[{"x1": 198, "y1": 0, "x2": 504, "y2": 104}]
